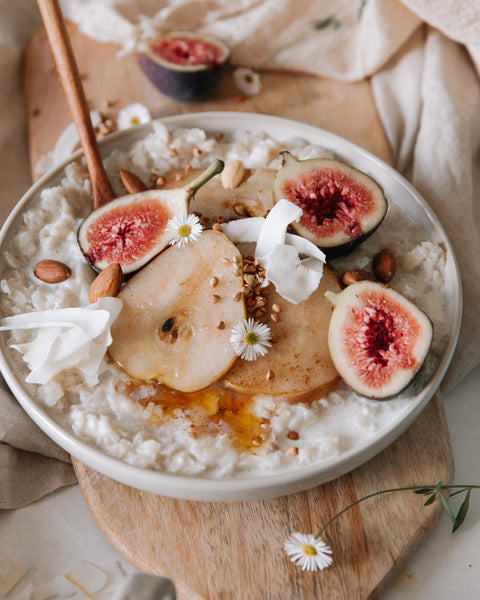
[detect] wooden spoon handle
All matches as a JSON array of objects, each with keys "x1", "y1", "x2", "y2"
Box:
[{"x1": 36, "y1": 0, "x2": 115, "y2": 210}]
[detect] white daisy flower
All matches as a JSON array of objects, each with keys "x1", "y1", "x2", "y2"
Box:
[
  {"x1": 230, "y1": 318, "x2": 272, "y2": 361},
  {"x1": 166, "y1": 213, "x2": 203, "y2": 247},
  {"x1": 233, "y1": 67, "x2": 261, "y2": 96},
  {"x1": 284, "y1": 533, "x2": 333, "y2": 572},
  {"x1": 117, "y1": 102, "x2": 152, "y2": 130}
]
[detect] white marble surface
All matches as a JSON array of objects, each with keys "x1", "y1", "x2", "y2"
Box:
[{"x1": 1, "y1": 365, "x2": 479, "y2": 599}]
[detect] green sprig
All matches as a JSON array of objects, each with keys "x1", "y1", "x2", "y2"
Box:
[{"x1": 316, "y1": 483, "x2": 480, "y2": 538}]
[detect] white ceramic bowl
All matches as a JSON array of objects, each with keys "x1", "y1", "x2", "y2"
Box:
[{"x1": 0, "y1": 112, "x2": 462, "y2": 501}]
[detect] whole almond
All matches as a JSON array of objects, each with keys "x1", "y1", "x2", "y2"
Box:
[
  {"x1": 221, "y1": 160, "x2": 245, "y2": 190},
  {"x1": 341, "y1": 269, "x2": 375, "y2": 287},
  {"x1": 88, "y1": 263, "x2": 123, "y2": 303},
  {"x1": 119, "y1": 169, "x2": 147, "y2": 194},
  {"x1": 373, "y1": 248, "x2": 397, "y2": 283},
  {"x1": 34, "y1": 259, "x2": 71, "y2": 283}
]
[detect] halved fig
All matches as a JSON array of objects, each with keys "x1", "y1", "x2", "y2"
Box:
[
  {"x1": 327, "y1": 281, "x2": 433, "y2": 399},
  {"x1": 78, "y1": 159, "x2": 223, "y2": 274},
  {"x1": 222, "y1": 266, "x2": 341, "y2": 400},
  {"x1": 109, "y1": 230, "x2": 246, "y2": 393},
  {"x1": 136, "y1": 31, "x2": 230, "y2": 102},
  {"x1": 273, "y1": 152, "x2": 388, "y2": 256}
]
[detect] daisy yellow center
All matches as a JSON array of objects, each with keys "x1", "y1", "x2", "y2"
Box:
[
  {"x1": 302, "y1": 544, "x2": 317, "y2": 557},
  {"x1": 245, "y1": 74, "x2": 254, "y2": 83},
  {"x1": 178, "y1": 224, "x2": 192, "y2": 238},
  {"x1": 244, "y1": 332, "x2": 258, "y2": 346},
  {"x1": 130, "y1": 117, "x2": 140, "y2": 126}
]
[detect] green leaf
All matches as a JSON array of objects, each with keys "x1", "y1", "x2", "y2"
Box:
[
  {"x1": 449, "y1": 488, "x2": 468, "y2": 498},
  {"x1": 414, "y1": 487, "x2": 436, "y2": 495},
  {"x1": 312, "y1": 16, "x2": 337, "y2": 30},
  {"x1": 358, "y1": 0, "x2": 367, "y2": 20},
  {"x1": 424, "y1": 493, "x2": 437, "y2": 506},
  {"x1": 453, "y1": 490, "x2": 471, "y2": 533},
  {"x1": 439, "y1": 493, "x2": 457, "y2": 526}
]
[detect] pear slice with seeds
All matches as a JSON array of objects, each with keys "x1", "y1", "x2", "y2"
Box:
[
  {"x1": 109, "y1": 230, "x2": 246, "y2": 392},
  {"x1": 222, "y1": 265, "x2": 341, "y2": 400}
]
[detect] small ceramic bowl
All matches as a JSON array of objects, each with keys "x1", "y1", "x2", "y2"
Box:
[{"x1": 136, "y1": 31, "x2": 230, "y2": 102}]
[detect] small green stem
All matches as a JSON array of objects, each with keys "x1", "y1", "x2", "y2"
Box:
[
  {"x1": 315, "y1": 484, "x2": 480, "y2": 539},
  {"x1": 185, "y1": 158, "x2": 224, "y2": 197}
]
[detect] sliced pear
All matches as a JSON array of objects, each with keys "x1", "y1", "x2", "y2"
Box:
[
  {"x1": 222, "y1": 265, "x2": 341, "y2": 400},
  {"x1": 160, "y1": 166, "x2": 275, "y2": 220},
  {"x1": 109, "y1": 230, "x2": 246, "y2": 392}
]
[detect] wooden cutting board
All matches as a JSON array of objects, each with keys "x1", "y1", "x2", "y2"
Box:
[{"x1": 24, "y1": 23, "x2": 454, "y2": 600}]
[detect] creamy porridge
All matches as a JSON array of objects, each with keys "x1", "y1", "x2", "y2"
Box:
[{"x1": 0, "y1": 123, "x2": 447, "y2": 478}]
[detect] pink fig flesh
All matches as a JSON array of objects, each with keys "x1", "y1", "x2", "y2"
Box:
[
  {"x1": 327, "y1": 281, "x2": 433, "y2": 398},
  {"x1": 274, "y1": 153, "x2": 387, "y2": 256}
]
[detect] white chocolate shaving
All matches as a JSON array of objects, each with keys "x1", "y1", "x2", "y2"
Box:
[
  {"x1": 222, "y1": 199, "x2": 326, "y2": 303},
  {"x1": 0, "y1": 297, "x2": 122, "y2": 386}
]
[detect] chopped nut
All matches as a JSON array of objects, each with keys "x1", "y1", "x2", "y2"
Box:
[
  {"x1": 244, "y1": 274, "x2": 255, "y2": 287},
  {"x1": 216, "y1": 216, "x2": 227, "y2": 224},
  {"x1": 266, "y1": 442, "x2": 279, "y2": 453},
  {"x1": 373, "y1": 248, "x2": 397, "y2": 283},
  {"x1": 192, "y1": 147, "x2": 202, "y2": 157},
  {"x1": 243, "y1": 285, "x2": 253, "y2": 296},
  {"x1": 185, "y1": 163, "x2": 193, "y2": 173},
  {"x1": 271, "y1": 312, "x2": 280, "y2": 323},
  {"x1": 271, "y1": 303, "x2": 281, "y2": 313},
  {"x1": 210, "y1": 276, "x2": 219, "y2": 288},
  {"x1": 232, "y1": 266, "x2": 242, "y2": 277},
  {"x1": 169, "y1": 148, "x2": 178, "y2": 158},
  {"x1": 234, "y1": 204, "x2": 246, "y2": 216},
  {"x1": 215, "y1": 132, "x2": 224, "y2": 141},
  {"x1": 220, "y1": 257, "x2": 230, "y2": 265},
  {"x1": 232, "y1": 291, "x2": 243, "y2": 302},
  {"x1": 216, "y1": 320, "x2": 226, "y2": 330},
  {"x1": 175, "y1": 173, "x2": 183, "y2": 181},
  {"x1": 210, "y1": 294, "x2": 221, "y2": 303},
  {"x1": 286, "y1": 446, "x2": 299, "y2": 456},
  {"x1": 155, "y1": 176, "x2": 166, "y2": 187},
  {"x1": 266, "y1": 369, "x2": 274, "y2": 381},
  {"x1": 212, "y1": 223, "x2": 223, "y2": 232},
  {"x1": 287, "y1": 430, "x2": 299, "y2": 440}
]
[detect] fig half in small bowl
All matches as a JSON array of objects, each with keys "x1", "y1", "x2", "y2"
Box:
[{"x1": 136, "y1": 31, "x2": 231, "y2": 102}]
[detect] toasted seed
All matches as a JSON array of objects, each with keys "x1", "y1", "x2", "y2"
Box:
[
  {"x1": 271, "y1": 303, "x2": 281, "y2": 313},
  {"x1": 266, "y1": 370, "x2": 274, "y2": 381},
  {"x1": 210, "y1": 294, "x2": 221, "y2": 303},
  {"x1": 185, "y1": 163, "x2": 193, "y2": 173},
  {"x1": 155, "y1": 176, "x2": 166, "y2": 187},
  {"x1": 287, "y1": 430, "x2": 299, "y2": 440},
  {"x1": 220, "y1": 257, "x2": 230, "y2": 265},
  {"x1": 244, "y1": 274, "x2": 255, "y2": 287},
  {"x1": 210, "y1": 276, "x2": 219, "y2": 288},
  {"x1": 212, "y1": 223, "x2": 223, "y2": 232},
  {"x1": 266, "y1": 442, "x2": 279, "y2": 453},
  {"x1": 271, "y1": 312, "x2": 280, "y2": 322},
  {"x1": 216, "y1": 320, "x2": 225, "y2": 330},
  {"x1": 234, "y1": 204, "x2": 246, "y2": 216},
  {"x1": 169, "y1": 148, "x2": 178, "y2": 157},
  {"x1": 192, "y1": 147, "x2": 202, "y2": 157},
  {"x1": 232, "y1": 291, "x2": 243, "y2": 302},
  {"x1": 286, "y1": 446, "x2": 299, "y2": 456}
]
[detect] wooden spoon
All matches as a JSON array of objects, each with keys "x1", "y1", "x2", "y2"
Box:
[{"x1": 36, "y1": 0, "x2": 115, "y2": 210}]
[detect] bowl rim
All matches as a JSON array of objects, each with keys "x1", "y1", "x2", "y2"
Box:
[{"x1": 0, "y1": 111, "x2": 463, "y2": 501}]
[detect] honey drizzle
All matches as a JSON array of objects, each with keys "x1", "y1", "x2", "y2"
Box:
[{"x1": 127, "y1": 381, "x2": 270, "y2": 452}]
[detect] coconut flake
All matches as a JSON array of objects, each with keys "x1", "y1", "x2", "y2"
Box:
[
  {"x1": 222, "y1": 199, "x2": 326, "y2": 303},
  {"x1": 0, "y1": 298, "x2": 122, "y2": 385}
]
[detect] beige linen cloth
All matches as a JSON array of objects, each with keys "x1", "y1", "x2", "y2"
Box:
[{"x1": 1, "y1": 0, "x2": 479, "y2": 508}]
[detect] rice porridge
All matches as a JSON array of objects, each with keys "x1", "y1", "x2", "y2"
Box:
[{"x1": 0, "y1": 123, "x2": 447, "y2": 478}]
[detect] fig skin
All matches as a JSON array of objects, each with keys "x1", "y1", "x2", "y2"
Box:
[
  {"x1": 273, "y1": 152, "x2": 388, "y2": 257},
  {"x1": 327, "y1": 281, "x2": 433, "y2": 399},
  {"x1": 136, "y1": 31, "x2": 231, "y2": 102}
]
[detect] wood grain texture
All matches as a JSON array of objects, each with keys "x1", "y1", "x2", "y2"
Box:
[
  {"x1": 25, "y1": 23, "x2": 454, "y2": 600},
  {"x1": 73, "y1": 396, "x2": 453, "y2": 600}
]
